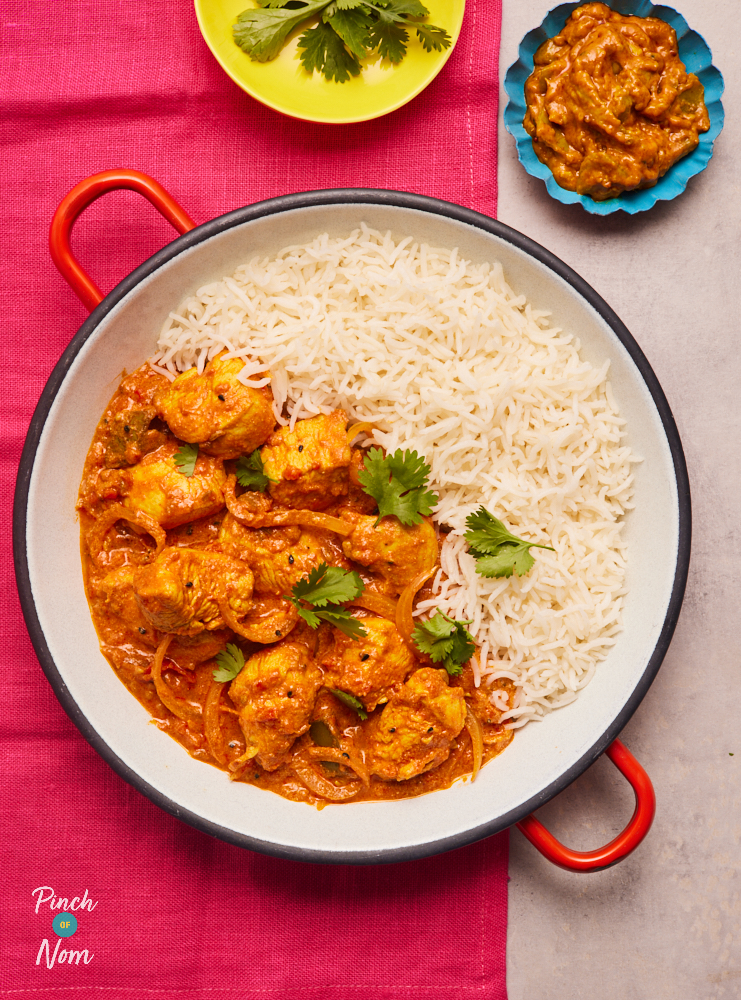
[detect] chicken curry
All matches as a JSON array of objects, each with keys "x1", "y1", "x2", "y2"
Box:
[
  {"x1": 78, "y1": 354, "x2": 513, "y2": 806},
  {"x1": 523, "y1": 3, "x2": 710, "y2": 200}
]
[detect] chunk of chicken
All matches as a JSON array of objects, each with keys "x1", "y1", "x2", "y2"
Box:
[
  {"x1": 113, "y1": 439, "x2": 226, "y2": 529},
  {"x1": 217, "y1": 513, "x2": 350, "y2": 595},
  {"x1": 100, "y1": 398, "x2": 166, "y2": 469},
  {"x1": 168, "y1": 630, "x2": 233, "y2": 670},
  {"x1": 133, "y1": 547, "x2": 253, "y2": 636},
  {"x1": 118, "y1": 364, "x2": 172, "y2": 407},
  {"x1": 155, "y1": 354, "x2": 275, "y2": 459},
  {"x1": 76, "y1": 366, "x2": 171, "y2": 503},
  {"x1": 365, "y1": 667, "x2": 466, "y2": 781},
  {"x1": 341, "y1": 513, "x2": 438, "y2": 593},
  {"x1": 250, "y1": 527, "x2": 348, "y2": 595},
  {"x1": 260, "y1": 410, "x2": 351, "y2": 510},
  {"x1": 93, "y1": 566, "x2": 229, "y2": 671},
  {"x1": 100, "y1": 577, "x2": 232, "y2": 665},
  {"x1": 229, "y1": 641, "x2": 323, "y2": 770},
  {"x1": 320, "y1": 616, "x2": 416, "y2": 711},
  {"x1": 97, "y1": 564, "x2": 155, "y2": 641},
  {"x1": 236, "y1": 596, "x2": 300, "y2": 644}
]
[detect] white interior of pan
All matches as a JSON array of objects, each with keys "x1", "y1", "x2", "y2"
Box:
[{"x1": 25, "y1": 203, "x2": 678, "y2": 858}]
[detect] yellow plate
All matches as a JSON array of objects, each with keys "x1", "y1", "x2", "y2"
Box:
[{"x1": 194, "y1": 0, "x2": 466, "y2": 124}]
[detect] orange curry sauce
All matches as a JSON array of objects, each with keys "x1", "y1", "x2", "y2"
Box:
[
  {"x1": 78, "y1": 359, "x2": 513, "y2": 806},
  {"x1": 523, "y1": 2, "x2": 710, "y2": 200}
]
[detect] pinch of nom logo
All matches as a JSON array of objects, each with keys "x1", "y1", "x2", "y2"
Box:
[{"x1": 32, "y1": 886, "x2": 96, "y2": 969}]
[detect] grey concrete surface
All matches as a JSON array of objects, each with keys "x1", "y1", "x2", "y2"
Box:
[{"x1": 498, "y1": 2, "x2": 741, "y2": 997}]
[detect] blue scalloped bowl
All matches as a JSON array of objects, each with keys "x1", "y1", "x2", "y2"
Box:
[{"x1": 503, "y1": 1, "x2": 725, "y2": 215}]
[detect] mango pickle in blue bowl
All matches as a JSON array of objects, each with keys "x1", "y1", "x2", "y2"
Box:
[{"x1": 503, "y1": 1, "x2": 724, "y2": 215}]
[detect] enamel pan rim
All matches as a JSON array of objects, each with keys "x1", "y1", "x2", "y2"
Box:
[{"x1": 13, "y1": 188, "x2": 691, "y2": 864}]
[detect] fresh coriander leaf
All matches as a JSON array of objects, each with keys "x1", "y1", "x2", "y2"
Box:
[
  {"x1": 464, "y1": 506, "x2": 554, "y2": 579},
  {"x1": 361, "y1": 0, "x2": 409, "y2": 19},
  {"x1": 472, "y1": 547, "x2": 535, "y2": 580},
  {"x1": 291, "y1": 563, "x2": 364, "y2": 606},
  {"x1": 286, "y1": 563, "x2": 367, "y2": 639},
  {"x1": 357, "y1": 447, "x2": 438, "y2": 525},
  {"x1": 384, "y1": 487, "x2": 432, "y2": 525},
  {"x1": 293, "y1": 603, "x2": 322, "y2": 629},
  {"x1": 412, "y1": 610, "x2": 475, "y2": 676},
  {"x1": 298, "y1": 20, "x2": 361, "y2": 81},
  {"x1": 447, "y1": 621, "x2": 477, "y2": 669},
  {"x1": 384, "y1": 448, "x2": 431, "y2": 490},
  {"x1": 378, "y1": 0, "x2": 429, "y2": 16},
  {"x1": 292, "y1": 601, "x2": 368, "y2": 639},
  {"x1": 213, "y1": 643, "x2": 246, "y2": 682},
  {"x1": 233, "y1": 0, "x2": 450, "y2": 78},
  {"x1": 329, "y1": 688, "x2": 368, "y2": 720},
  {"x1": 368, "y1": 17, "x2": 408, "y2": 63},
  {"x1": 313, "y1": 608, "x2": 368, "y2": 639},
  {"x1": 173, "y1": 442, "x2": 198, "y2": 477},
  {"x1": 233, "y1": 0, "x2": 331, "y2": 62},
  {"x1": 415, "y1": 21, "x2": 450, "y2": 51},
  {"x1": 464, "y1": 506, "x2": 525, "y2": 553},
  {"x1": 325, "y1": 7, "x2": 373, "y2": 60},
  {"x1": 297, "y1": 21, "x2": 332, "y2": 76},
  {"x1": 236, "y1": 449, "x2": 273, "y2": 491},
  {"x1": 512, "y1": 545, "x2": 539, "y2": 576},
  {"x1": 440, "y1": 655, "x2": 465, "y2": 680},
  {"x1": 413, "y1": 609, "x2": 458, "y2": 642}
]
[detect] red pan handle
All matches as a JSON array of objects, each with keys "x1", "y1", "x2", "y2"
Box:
[
  {"x1": 516, "y1": 738, "x2": 655, "y2": 872},
  {"x1": 49, "y1": 169, "x2": 196, "y2": 312}
]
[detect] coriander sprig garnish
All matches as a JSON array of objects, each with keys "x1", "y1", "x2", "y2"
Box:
[
  {"x1": 464, "y1": 506, "x2": 554, "y2": 579},
  {"x1": 213, "y1": 643, "x2": 246, "y2": 682},
  {"x1": 235, "y1": 449, "x2": 274, "y2": 492},
  {"x1": 411, "y1": 610, "x2": 475, "y2": 676},
  {"x1": 357, "y1": 447, "x2": 438, "y2": 526},
  {"x1": 233, "y1": 1, "x2": 451, "y2": 84},
  {"x1": 286, "y1": 563, "x2": 367, "y2": 640},
  {"x1": 173, "y1": 442, "x2": 199, "y2": 477}
]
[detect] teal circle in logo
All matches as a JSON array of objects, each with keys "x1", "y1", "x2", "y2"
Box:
[{"x1": 52, "y1": 913, "x2": 77, "y2": 937}]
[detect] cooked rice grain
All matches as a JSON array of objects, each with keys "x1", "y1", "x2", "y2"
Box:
[{"x1": 152, "y1": 226, "x2": 635, "y2": 728}]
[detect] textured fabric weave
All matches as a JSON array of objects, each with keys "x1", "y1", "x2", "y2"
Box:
[{"x1": 1, "y1": 1, "x2": 506, "y2": 997}]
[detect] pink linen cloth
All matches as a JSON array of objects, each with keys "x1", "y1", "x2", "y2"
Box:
[{"x1": 1, "y1": 1, "x2": 507, "y2": 998}]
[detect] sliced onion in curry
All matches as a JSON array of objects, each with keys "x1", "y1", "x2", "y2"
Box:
[
  {"x1": 224, "y1": 475, "x2": 353, "y2": 535},
  {"x1": 203, "y1": 679, "x2": 229, "y2": 765},
  {"x1": 346, "y1": 421, "x2": 376, "y2": 445},
  {"x1": 151, "y1": 634, "x2": 202, "y2": 724},
  {"x1": 89, "y1": 502, "x2": 166, "y2": 564},
  {"x1": 291, "y1": 756, "x2": 362, "y2": 802},
  {"x1": 465, "y1": 705, "x2": 484, "y2": 782},
  {"x1": 216, "y1": 596, "x2": 254, "y2": 640},
  {"x1": 396, "y1": 566, "x2": 436, "y2": 653},
  {"x1": 347, "y1": 591, "x2": 397, "y2": 621},
  {"x1": 306, "y1": 743, "x2": 370, "y2": 787}
]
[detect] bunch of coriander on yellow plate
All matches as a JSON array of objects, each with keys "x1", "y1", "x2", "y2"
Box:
[
  {"x1": 233, "y1": 1, "x2": 452, "y2": 83},
  {"x1": 194, "y1": 0, "x2": 465, "y2": 123}
]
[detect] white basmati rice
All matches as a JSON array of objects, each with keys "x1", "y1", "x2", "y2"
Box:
[{"x1": 151, "y1": 226, "x2": 635, "y2": 729}]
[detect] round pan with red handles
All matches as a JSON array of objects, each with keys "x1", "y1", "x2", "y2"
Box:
[{"x1": 14, "y1": 170, "x2": 685, "y2": 869}]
